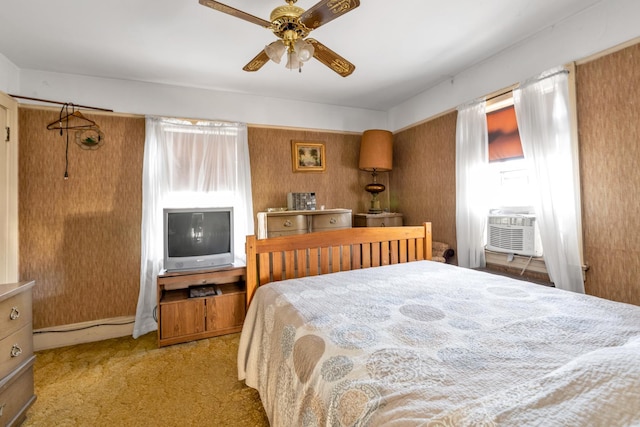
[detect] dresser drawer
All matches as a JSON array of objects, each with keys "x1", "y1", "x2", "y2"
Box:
[
  {"x1": 266, "y1": 214, "x2": 308, "y2": 233},
  {"x1": 0, "y1": 356, "x2": 36, "y2": 427},
  {"x1": 354, "y1": 213, "x2": 404, "y2": 228},
  {"x1": 0, "y1": 291, "x2": 32, "y2": 341},
  {"x1": 267, "y1": 229, "x2": 309, "y2": 238},
  {"x1": 363, "y1": 216, "x2": 403, "y2": 227},
  {"x1": 0, "y1": 323, "x2": 34, "y2": 380},
  {"x1": 311, "y1": 212, "x2": 352, "y2": 231}
]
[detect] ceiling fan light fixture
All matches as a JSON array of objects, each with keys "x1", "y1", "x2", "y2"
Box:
[
  {"x1": 294, "y1": 39, "x2": 315, "y2": 62},
  {"x1": 265, "y1": 40, "x2": 286, "y2": 64},
  {"x1": 285, "y1": 51, "x2": 303, "y2": 71}
]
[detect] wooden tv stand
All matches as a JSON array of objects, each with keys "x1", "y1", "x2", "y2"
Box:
[{"x1": 156, "y1": 265, "x2": 246, "y2": 347}]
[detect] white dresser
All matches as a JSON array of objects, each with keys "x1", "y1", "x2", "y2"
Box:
[
  {"x1": 0, "y1": 280, "x2": 36, "y2": 427},
  {"x1": 257, "y1": 209, "x2": 352, "y2": 239}
]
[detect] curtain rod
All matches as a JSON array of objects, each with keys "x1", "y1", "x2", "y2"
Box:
[
  {"x1": 484, "y1": 67, "x2": 570, "y2": 103},
  {"x1": 8, "y1": 94, "x2": 113, "y2": 112},
  {"x1": 485, "y1": 89, "x2": 514, "y2": 103}
]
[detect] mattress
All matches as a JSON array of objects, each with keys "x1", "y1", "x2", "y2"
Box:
[{"x1": 238, "y1": 261, "x2": 640, "y2": 426}]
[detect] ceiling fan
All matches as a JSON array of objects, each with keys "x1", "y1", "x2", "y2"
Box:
[{"x1": 199, "y1": 0, "x2": 360, "y2": 77}]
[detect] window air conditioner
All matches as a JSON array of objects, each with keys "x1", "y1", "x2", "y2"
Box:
[{"x1": 486, "y1": 214, "x2": 543, "y2": 257}]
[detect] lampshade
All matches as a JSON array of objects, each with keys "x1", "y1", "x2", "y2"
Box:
[
  {"x1": 266, "y1": 39, "x2": 314, "y2": 71},
  {"x1": 359, "y1": 130, "x2": 393, "y2": 171},
  {"x1": 359, "y1": 129, "x2": 393, "y2": 213},
  {"x1": 294, "y1": 39, "x2": 315, "y2": 62},
  {"x1": 265, "y1": 40, "x2": 286, "y2": 64},
  {"x1": 285, "y1": 51, "x2": 303, "y2": 70}
]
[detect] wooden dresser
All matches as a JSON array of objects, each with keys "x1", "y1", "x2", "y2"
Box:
[
  {"x1": 0, "y1": 280, "x2": 36, "y2": 426},
  {"x1": 257, "y1": 209, "x2": 352, "y2": 239}
]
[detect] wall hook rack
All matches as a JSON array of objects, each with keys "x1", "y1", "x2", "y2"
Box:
[{"x1": 46, "y1": 103, "x2": 106, "y2": 179}]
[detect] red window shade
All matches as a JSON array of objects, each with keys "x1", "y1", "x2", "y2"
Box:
[{"x1": 487, "y1": 105, "x2": 524, "y2": 162}]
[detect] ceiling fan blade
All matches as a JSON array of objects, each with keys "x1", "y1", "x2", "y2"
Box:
[
  {"x1": 299, "y1": 0, "x2": 360, "y2": 30},
  {"x1": 306, "y1": 39, "x2": 355, "y2": 77},
  {"x1": 199, "y1": 0, "x2": 272, "y2": 28},
  {"x1": 242, "y1": 50, "x2": 270, "y2": 72}
]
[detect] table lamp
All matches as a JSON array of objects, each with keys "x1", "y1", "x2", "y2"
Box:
[{"x1": 359, "y1": 129, "x2": 393, "y2": 213}]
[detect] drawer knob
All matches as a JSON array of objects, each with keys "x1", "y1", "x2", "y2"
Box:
[
  {"x1": 10, "y1": 344, "x2": 22, "y2": 358},
  {"x1": 330, "y1": 218, "x2": 337, "y2": 224},
  {"x1": 283, "y1": 220, "x2": 292, "y2": 227},
  {"x1": 10, "y1": 306, "x2": 20, "y2": 320}
]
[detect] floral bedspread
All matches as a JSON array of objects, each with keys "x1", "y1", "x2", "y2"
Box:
[{"x1": 238, "y1": 261, "x2": 640, "y2": 426}]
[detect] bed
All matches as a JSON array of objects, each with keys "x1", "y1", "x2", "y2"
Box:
[{"x1": 239, "y1": 223, "x2": 640, "y2": 426}]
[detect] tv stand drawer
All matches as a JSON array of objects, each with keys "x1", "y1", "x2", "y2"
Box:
[{"x1": 159, "y1": 267, "x2": 245, "y2": 291}]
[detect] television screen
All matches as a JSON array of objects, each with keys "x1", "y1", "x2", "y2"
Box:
[{"x1": 164, "y1": 207, "x2": 234, "y2": 271}]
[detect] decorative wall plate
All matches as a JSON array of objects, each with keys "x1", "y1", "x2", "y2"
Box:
[{"x1": 75, "y1": 128, "x2": 105, "y2": 150}]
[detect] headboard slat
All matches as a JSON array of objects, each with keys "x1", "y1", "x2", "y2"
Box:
[
  {"x1": 381, "y1": 242, "x2": 388, "y2": 266},
  {"x1": 331, "y1": 246, "x2": 341, "y2": 273},
  {"x1": 399, "y1": 239, "x2": 408, "y2": 263},
  {"x1": 284, "y1": 250, "x2": 295, "y2": 279},
  {"x1": 296, "y1": 248, "x2": 308, "y2": 278},
  {"x1": 309, "y1": 248, "x2": 320, "y2": 276},
  {"x1": 361, "y1": 243, "x2": 371, "y2": 268},
  {"x1": 320, "y1": 247, "x2": 330, "y2": 274},
  {"x1": 390, "y1": 240, "x2": 399, "y2": 264},
  {"x1": 258, "y1": 252, "x2": 271, "y2": 285},
  {"x1": 341, "y1": 245, "x2": 351, "y2": 271},
  {"x1": 372, "y1": 243, "x2": 381, "y2": 267},
  {"x1": 416, "y1": 238, "x2": 424, "y2": 260},
  {"x1": 408, "y1": 238, "x2": 417, "y2": 261}
]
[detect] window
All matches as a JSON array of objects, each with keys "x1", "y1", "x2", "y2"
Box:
[
  {"x1": 487, "y1": 158, "x2": 533, "y2": 211},
  {"x1": 486, "y1": 98, "x2": 534, "y2": 213},
  {"x1": 485, "y1": 96, "x2": 546, "y2": 269}
]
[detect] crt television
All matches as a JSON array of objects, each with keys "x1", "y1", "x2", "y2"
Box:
[{"x1": 163, "y1": 207, "x2": 234, "y2": 271}]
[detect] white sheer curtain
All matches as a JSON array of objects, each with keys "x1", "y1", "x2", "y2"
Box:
[
  {"x1": 456, "y1": 101, "x2": 489, "y2": 268},
  {"x1": 514, "y1": 67, "x2": 584, "y2": 293},
  {"x1": 133, "y1": 117, "x2": 254, "y2": 338}
]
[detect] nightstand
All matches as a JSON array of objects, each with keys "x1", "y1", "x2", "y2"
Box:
[{"x1": 353, "y1": 212, "x2": 403, "y2": 227}]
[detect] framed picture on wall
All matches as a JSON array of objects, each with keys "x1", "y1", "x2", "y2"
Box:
[{"x1": 291, "y1": 141, "x2": 326, "y2": 172}]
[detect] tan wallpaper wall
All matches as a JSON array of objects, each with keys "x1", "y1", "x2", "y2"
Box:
[
  {"x1": 18, "y1": 115, "x2": 370, "y2": 328},
  {"x1": 392, "y1": 43, "x2": 640, "y2": 305},
  {"x1": 18, "y1": 108, "x2": 145, "y2": 329},
  {"x1": 393, "y1": 113, "x2": 458, "y2": 258},
  {"x1": 576, "y1": 42, "x2": 640, "y2": 305},
  {"x1": 248, "y1": 127, "x2": 375, "y2": 222},
  {"x1": 16, "y1": 41, "x2": 639, "y2": 330}
]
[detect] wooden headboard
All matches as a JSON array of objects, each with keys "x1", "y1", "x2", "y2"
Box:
[{"x1": 245, "y1": 222, "x2": 432, "y2": 306}]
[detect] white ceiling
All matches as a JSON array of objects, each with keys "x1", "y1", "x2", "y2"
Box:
[{"x1": 0, "y1": 0, "x2": 605, "y2": 112}]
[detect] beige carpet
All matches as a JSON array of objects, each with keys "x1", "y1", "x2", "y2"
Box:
[{"x1": 24, "y1": 332, "x2": 269, "y2": 426}]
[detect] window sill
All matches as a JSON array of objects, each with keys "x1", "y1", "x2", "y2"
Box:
[
  {"x1": 484, "y1": 250, "x2": 590, "y2": 285},
  {"x1": 484, "y1": 250, "x2": 548, "y2": 275}
]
